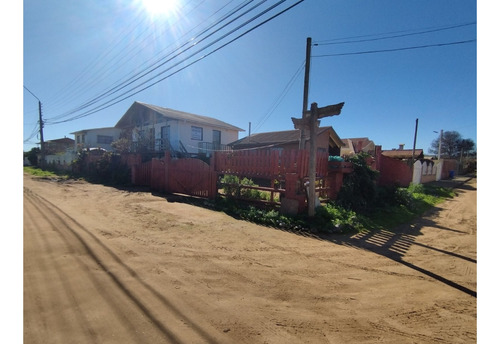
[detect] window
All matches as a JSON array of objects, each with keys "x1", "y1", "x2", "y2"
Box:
[
  {"x1": 97, "y1": 135, "x2": 113, "y2": 144},
  {"x1": 191, "y1": 126, "x2": 203, "y2": 141},
  {"x1": 212, "y1": 130, "x2": 221, "y2": 145},
  {"x1": 161, "y1": 125, "x2": 170, "y2": 140}
]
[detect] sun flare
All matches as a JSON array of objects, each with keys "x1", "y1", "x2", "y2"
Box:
[{"x1": 141, "y1": 0, "x2": 179, "y2": 16}]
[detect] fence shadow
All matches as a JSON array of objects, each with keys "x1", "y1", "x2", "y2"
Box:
[
  {"x1": 109, "y1": 177, "x2": 478, "y2": 298},
  {"x1": 316, "y1": 211, "x2": 476, "y2": 297}
]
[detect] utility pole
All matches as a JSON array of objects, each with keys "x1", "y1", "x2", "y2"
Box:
[
  {"x1": 433, "y1": 129, "x2": 443, "y2": 159},
  {"x1": 38, "y1": 100, "x2": 45, "y2": 169},
  {"x1": 24, "y1": 86, "x2": 45, "y2": 168},
  {"x1": 438, "y1": 129, "x2": 443, "y2": 160},
  {"x1": 299, "y1": 37, "x2": 312, "y2": 150}
]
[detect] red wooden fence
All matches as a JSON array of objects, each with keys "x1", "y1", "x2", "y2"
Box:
[
  {"x1": 213, "y1": 149, "x2": 329, "y2": 180},
  {"x1": 130, "y1": 149, "x2": 349, "y2": 214},
  {"x1": 166, "y1": 156, "x2": 217, "y2": 198},
  {"x1": 131, "y1": 160, "x2": 151, "y2": 186}
]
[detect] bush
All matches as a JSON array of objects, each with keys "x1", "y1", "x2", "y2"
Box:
[
  {"x1": 70, "y1": 151, "x2": 131, "y2": 185},
  {"x1": 240, "y1": 177, "x2": 263, "y2": 200},
  {"x1": 313, "y1": 203, "x2": 363, "y2": 233},
  {"x1": 336, "y1": 153, "x2": 379, "y2": 213},
  {"x1": 220, "y1": 175, "x2": 267, "y2": 201},
  {"x1": 220, "y1": 175, "x2": 240, "y2": 197}
]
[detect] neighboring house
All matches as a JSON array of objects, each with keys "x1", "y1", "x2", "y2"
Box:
[
  {"x1": 114, "y1": 101, "x2": 244, "y2": 156},
  {"x1": 229, "y1": 126, "x2": 345, "y2": 156},
  {"x1": 381, "y1": 144, "x2": 424, "y2": 160},
  {"x1": 340, "y1": 137, "x2": 376, "y2": 157},
  {"x1": 44, "y1": 137, "x2": 75, "y2": 155},
  {"x1": 42, "y1": 137, "x2": 76, "y2": 168},
  {"x1": 70, "y1": 127, "x2": 122, "y2": 152}
]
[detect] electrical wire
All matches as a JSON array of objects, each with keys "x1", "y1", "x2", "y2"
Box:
[
  {"x1": 47, "y1": 0, "x2": 305, "y2": 124},
  {"x1": 46, "y1": 0, "x2": 263, "y2": 123},
  {"x1": 313, "y1": 21, "x2": 476, "y2": 46},
  {"x1": 252, "y1": 59, "x2": 305, "y2": 133},
  {"x1": 45, "y1": 0, "x2": 204, "y2": 110},
  {"x1": 312, "y1": 39, "x2": 476, "y2": 58}
]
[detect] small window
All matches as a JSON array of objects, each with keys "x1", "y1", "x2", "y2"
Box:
[
  {"x1": 213, "y1": 130, "x2": 221, "y2": 144},
  {"x1": 97, "y1": 135, "x2": 113, "y2": 144},
  {"x1": 191, "y1": 126, "x2": 203, "y2": 141}
]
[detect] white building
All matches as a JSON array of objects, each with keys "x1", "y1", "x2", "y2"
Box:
[{"x1": 115, "y1": 101, "x2": 244, "y2": 156}]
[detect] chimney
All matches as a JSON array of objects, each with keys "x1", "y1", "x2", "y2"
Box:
[{"x1": 398, "y1": 144, "x2": 405, "y2": 150}]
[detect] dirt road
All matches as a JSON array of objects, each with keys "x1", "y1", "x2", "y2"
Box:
[{"x1": 23, "y1": 173, "x2": 476, "y2": 343}]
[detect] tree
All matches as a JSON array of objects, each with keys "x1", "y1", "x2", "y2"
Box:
[
  {"x1": 429, "y1": 131, "x2": 475, "y2": 158},
  {"x1": 111, "y1": 128, "x2": 133, "y2": 154},
  {"x1": 458, "y1": 138, "x2": 476, "y2": 157},
  {"x1": 24, "y1": 147, "x2": 40, "y2": 166}
]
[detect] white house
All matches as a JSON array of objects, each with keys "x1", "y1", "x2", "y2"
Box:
[
  {"x1": 115, "y1": 101, "x2": 244, "y2": 156},
  {"x1": 70, "y1": 127, "x2": 122, "y2": 152}
]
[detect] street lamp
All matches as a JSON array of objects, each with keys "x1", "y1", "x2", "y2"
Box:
[{"x1": 433, "y1": 130, "x2": 443, "y2": 160}]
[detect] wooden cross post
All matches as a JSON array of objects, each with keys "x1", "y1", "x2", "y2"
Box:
[
  {"x1": 307, "y1": 103, "x2": 320, "y2": 217},
  {"x1": 292, "y1": 101, "x2": 344, "y2": 217}
]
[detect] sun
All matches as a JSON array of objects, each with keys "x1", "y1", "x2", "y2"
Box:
[{"x1": 141, "y1": 0, "x2": 179, "y2": 16}]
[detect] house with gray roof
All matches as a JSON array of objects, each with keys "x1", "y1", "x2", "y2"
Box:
[
  {"x1": 229, "y1": 126, "x2": 345, "y2": 156},
  {"x1": 115, "y1": 101, "x2": 244, "y2": 156}
]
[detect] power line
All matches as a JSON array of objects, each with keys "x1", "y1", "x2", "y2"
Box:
[
  {"x1": 47, "y1": 0, "x2": 305, "y2": 125},
  {"x1": 253, "y1": 59, "x2": 305, "y2": 133},
  {"x1": 312, "y1": 39, "x2": 476, "y2": 58},
  {"x1": 313, "y1": 21, "x2": 476, "y2": 46},
  {"x1": 23, "y1": 85, "x2": 40, "y2": 102},
  {"x1": 45, "y1": 0, "x2": 204, "y2": 110},
  {"x1": 46, "y1": 0, "x2": 263, "y2": 123}
]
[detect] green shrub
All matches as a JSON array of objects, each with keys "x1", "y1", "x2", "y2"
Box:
[
  {"x1": 313, "y1": 203, "x2": 363, "y2": 233},
  {"x1": 240, "y1": 177, "x2": 263, "y2": 200},
  {"x1": 336, "y1": 153, "x2": 379, "y2": 213},
  {"x1": 394, "y1": 187, "x2": 415, "y2": 210},
  {"x1": 220, "y1": 175, "x2": 268, "y2": 201},
  {"x1": 70, "y1": 151, "x2": 131, "y2": 185},
  {"x1": 220, "y1": 175, "x2": 240, "y2": 197}
]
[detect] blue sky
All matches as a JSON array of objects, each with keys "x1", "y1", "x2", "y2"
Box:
[{"x1": 22, "y1": 0, "x2": 477, "y2": 154}]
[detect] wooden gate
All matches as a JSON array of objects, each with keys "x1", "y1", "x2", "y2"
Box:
[{"x1": 166, "y1": 156, "x2": 217, "y2": 198}]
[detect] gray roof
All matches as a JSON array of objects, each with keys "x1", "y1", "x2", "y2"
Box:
[
  {"x1": 381, "y1": 149, "x2": 424, "y2": 159},
  {"x1": 230, "y1": 127, "x2": 344, "y2": 149},
  {"x1": 70, "y1": 127, "x2": 120, "y2": 134},
  {"x1": 115, "y1": 101, "x2": 244, "y2": 131}
]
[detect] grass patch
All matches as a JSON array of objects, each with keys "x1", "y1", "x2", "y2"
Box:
[
  {"x1": 23, "y1": 166, "x2": 69, "y2": 179},
  {"x1": 350, "y1": 184, "x2": 456, "y2": 232}
]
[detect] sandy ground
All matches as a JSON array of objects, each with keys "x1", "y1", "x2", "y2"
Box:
[{"x1": 23, "y1": 173, "x2": 476, "y2": 343}]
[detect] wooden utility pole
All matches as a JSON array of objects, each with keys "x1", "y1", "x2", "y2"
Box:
[
  {"x1": 292, "y1": 101, "x2": 344, "y2": 216},
  {"x1": 24, "y1": 86, "x2": 45, "y2": 168},
  {"x1": 411, "y1": 118, "x2": 418, "y2": 180},
  {"x1": 38, "y1": 100, "x2": 45, "y2": 169},
  {"x1": 299, "y1": 37, "x2": 312, "y2": 150}
]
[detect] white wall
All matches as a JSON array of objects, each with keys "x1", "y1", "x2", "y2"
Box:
[
  {"x1": 138, "y1": 121, "x2": 240, "y2": 154},
  {"x1": 75, "y1": 128, "x2": 122, "y2": 151},
  {"x1": 45, "y1": 150, "x2": 77, "y2": 167}
]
